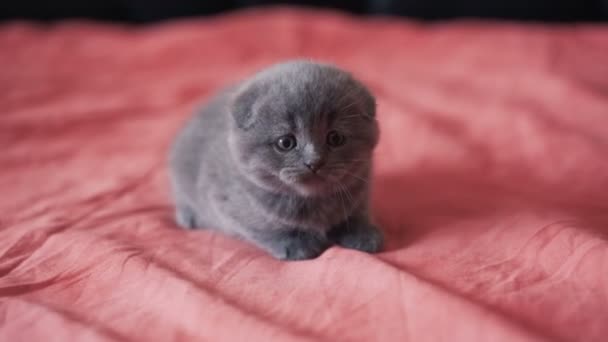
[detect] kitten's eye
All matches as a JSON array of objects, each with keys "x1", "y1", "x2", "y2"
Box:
[
  {"x1": 275, "y1": 135, "x2": 297, "y2": 151},
  {"x1": 326, "y1": 130, "x2": 346, "y2": 147}
]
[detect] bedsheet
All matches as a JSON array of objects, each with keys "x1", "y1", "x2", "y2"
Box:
[{"x1": 1, "y1": 8, "x2": 608, "y2": 342}]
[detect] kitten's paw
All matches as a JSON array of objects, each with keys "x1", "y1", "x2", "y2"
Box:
[
  {"x1": 261, "y1": 230, "x2": 330, "y2": 261},
  {"x1": 175, "y1": 206, "x2": 198, "y2": 229},
  {"x1": 329, "y1": 221, "x2": 383, "y2": 253}
]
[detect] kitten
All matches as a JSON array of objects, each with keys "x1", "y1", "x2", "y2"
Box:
[{"x1": 168, "y1": 60, "x2": 382, "y2": 260}]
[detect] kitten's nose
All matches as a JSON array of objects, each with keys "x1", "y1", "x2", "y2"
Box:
[{"x1": 304, "y1": 160, "x2": 324, "y2": 173}]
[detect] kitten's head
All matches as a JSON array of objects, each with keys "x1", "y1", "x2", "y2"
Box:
[{"x1": 228, "y1": 60, "x2": 379, "y2": 197}]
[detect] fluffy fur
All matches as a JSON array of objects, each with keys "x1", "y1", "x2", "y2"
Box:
[{"x1": 169, "y1": 60, "x2": 382, "y2": 260}]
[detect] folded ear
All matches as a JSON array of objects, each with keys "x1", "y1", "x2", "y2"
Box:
[
  {"x1": 342, "y1": 80, "x2": 376, "y2": 121},
  {"x1": 231, "y1": 82, "x2": 269, "y2": 130},
  {"x1": 350, "y1": 75, "x2": 377, "y2": 119},
  {"x1": 335, "y1": 69, "x2": 376, "y2": 120},
  {"x1": 360, "y1": 86, "x2": 376, "y2": 119}
]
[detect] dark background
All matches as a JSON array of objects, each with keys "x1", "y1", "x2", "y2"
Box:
[{"x1": 2, "y1": 0, "x2": 608, "y2": 23}]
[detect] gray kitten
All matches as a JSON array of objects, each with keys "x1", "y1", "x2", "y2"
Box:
[{"x1": 169, "y1": 60, "x2": 382, "y2": 260}]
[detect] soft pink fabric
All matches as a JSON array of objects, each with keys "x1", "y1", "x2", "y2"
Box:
[{"x1": 1, "y1": 8, "x2": 608, "y2": 342}]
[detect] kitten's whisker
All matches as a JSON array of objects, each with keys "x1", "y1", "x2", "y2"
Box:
[
  {"x1": 339, "y1": 160, "x2": 371, "y2": 164},
  {"x1": 339, "y1": 114, "x2": 364, "y2": 120},
  {"x1": 345, "y1": 158, "x2": 372, "y2": 162},
  {"x1": 342, "y1": 183, "x2": 355, "y2": 208},
  {"x1": 341, "y1": 101, "x2": 362, "y2": 112},
  {"x1": 336, "y1": 182, "x2": 351, "y2": 207},
  {"x1": 336, "y1": 183, "x2": 348, "y2": 226},
  {"x1": 341, "y1": 170, "x2": 369, "y2": 184}
]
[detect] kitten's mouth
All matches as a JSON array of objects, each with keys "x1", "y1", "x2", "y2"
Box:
[
  {"x1": 279, "y1": 170, "x2": 331, "y2": 195},
  {"x1": 297, "y1": 172, "x2": 323, "y2": 184},
  {"x1": 293, "y1": 173, "x2": 328, "y2": 192}
]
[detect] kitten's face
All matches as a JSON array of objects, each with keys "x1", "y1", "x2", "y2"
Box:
[{"x1": 229, "y1": 62, "x2": 379, "y2": 197}]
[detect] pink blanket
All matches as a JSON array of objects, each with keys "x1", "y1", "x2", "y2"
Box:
[{"x1": 1, "y1": 8, "x2": 608, "y2": 342}]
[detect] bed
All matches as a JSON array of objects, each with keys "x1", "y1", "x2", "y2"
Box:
[{"x1": 1, "y1": 8, "x2": 608, "y2": 342}]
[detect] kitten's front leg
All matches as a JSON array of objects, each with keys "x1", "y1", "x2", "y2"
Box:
[
  {"x1": 328, "y1": 215, "x2": 383, "y2": 253},
  {"x1": 174, "y1": 203, "x2": 198, "y2": 229},
  {"x1": 249, "y1": 228, "x2": 330, "y2": 261}
]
